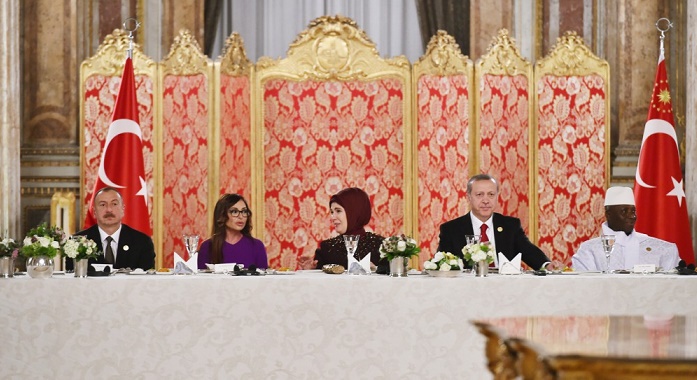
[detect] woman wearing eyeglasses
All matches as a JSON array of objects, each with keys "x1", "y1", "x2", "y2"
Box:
[
  {"x1": 298, "y1": 187, "x2": 388, "y2": 273},
  {"x1": 197, "y1": 193, "x2": 268, "y2": 269}
]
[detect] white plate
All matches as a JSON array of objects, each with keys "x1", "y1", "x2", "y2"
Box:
[
  {"x1": 154, "y1": 271, "x2": 173, "y2": 275},
  {"x1": 128, "y1": 269, "x2": 147, "y2": 275}
]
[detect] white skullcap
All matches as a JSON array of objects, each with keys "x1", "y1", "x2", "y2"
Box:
[{"x1": 604, "y1": 186, "x2": 635, "y2": 206}]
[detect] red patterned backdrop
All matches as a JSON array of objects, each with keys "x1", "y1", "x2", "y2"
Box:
[
  {"x1": 82, "y1": 74, "x2": 155, "y2": 230},
  {"x1": 161, "y1": 75, "x2": 210, "y2": 266},
  {"x1": 262, "y1": 79, "x2": 406, "y2": 269},
  {"x1": 478, "y1": 74, "x2": 531, "y2": 233},
  {"x1": 416, "y1": 74, "x2": 471, "y2": 261},
  {"x1": 219, "y1": 75, "x2": 252, "y2": 199},
  {"x1": 536, "y1": 75, "x2": 608, "y2": 265}
]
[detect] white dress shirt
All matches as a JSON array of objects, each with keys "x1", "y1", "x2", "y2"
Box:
[
  {"x1": 98, "y1": 226, "x2": 122, "y2": 262},
  {"x1": 572, "y1": 222, "x2": 680, "y2": 271}
]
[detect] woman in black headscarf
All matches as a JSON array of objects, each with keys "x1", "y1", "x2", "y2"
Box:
[{"x1": 298, "y1": 187, "x2": 387, "y2": 272}]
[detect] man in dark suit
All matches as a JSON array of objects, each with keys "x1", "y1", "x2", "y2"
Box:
[
  {"x1": 437, "y1": 174, "x2": 550, "y2": 270},
  {"x1": 68, "y1": 187, "x2": 155, "y2": 271}
]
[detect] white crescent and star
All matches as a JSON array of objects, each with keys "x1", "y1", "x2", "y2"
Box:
[
  {"x1": 635, "y1": 118, "x2": 685, "y2": 207},
  {"x1": 97, "y1": 118, "x2": 149, "y2": 207}
]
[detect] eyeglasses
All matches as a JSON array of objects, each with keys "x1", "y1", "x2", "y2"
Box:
[{"x1": 228, "y1": 209, "x2": 251, "y2": 218}]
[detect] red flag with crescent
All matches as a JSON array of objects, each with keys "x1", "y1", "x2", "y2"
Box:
[
  {"x1": 83, "y1": 57, "x2": 152, "y2": 236},
  {"x1": 633, "y1": 49, "x2": 694, "y2": 262}
]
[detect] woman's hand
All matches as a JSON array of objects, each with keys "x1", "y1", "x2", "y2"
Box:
[{"x1": 297, "y1": 255, "x2": 317, "y2": 270}]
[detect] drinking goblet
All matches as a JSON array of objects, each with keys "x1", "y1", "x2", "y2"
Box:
[
  {"x1": 343, "y1": 235, "x2": 360, "y2": 259},
  {"x1": 183, "y1": 234, "x2": 200, "y2": 259},
  {"x1": 600, "y1": 234, "x2": 616, "y2": 274}
]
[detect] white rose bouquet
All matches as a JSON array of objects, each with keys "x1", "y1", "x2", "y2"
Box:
[
  {"x1": 379, "y1": 234, "x2": 421, "y2": 261},
  {"x1": 462, "y1": 242, "x2": 495, "y2": 267},
  {"x1": 20, "y1": 223, "x2": 67, "y2": 259},
  {"x1": 423, "y1": 251, "x2": 464, "y2": 271},
  {"x1": 63, "y1": 235, "x2": 100, "y2": 261}
]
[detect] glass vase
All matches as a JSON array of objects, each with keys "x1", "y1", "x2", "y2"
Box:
[{"x1": 26, "y1": 255, "x2": 54, "y2": 279}]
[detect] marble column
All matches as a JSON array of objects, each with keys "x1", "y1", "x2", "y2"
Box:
[
  {"x1": 0, "y1": 0, "x2": 21, "y2": 238},
  {"x1": 686, "y1": 1, "x2": 697, "y2": 262}
]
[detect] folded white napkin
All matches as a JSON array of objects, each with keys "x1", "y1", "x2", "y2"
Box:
[
  {"x1": 174, "y1": 251, "x2": 198, "y2": 273},
  {"x1": 499, "y1": 252, "x2": 521, "y2": 274},
  {"x1": 347, "y1": 254, "x2": 371, "y2": 275}
]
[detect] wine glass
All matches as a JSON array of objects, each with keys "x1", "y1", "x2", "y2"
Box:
[
  {"x1": 183, "y1": 234, "x2": 200, "y2": 259},
  {"x1": 343, "y1": 235, "x2": 360, "y2": 259},
  {"x1": 600, "y1": 234, "x2": 616, "y2": 274}
]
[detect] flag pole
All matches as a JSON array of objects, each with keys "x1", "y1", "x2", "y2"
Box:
[{"x1": 122, "y1": 17, "x2": 141, "y2": 60}]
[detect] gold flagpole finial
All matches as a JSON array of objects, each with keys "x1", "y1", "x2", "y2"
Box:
[{"x1": 122, "y1": 18, "x2": 141, "y2": 60}]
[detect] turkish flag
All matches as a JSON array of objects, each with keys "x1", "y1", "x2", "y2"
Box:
[
  {"x1": 633, "y1": 49, "x2": 694, "y2": 262},
  {"x1": 84, "y1": 57, "x2": 152, "y2": 236}
]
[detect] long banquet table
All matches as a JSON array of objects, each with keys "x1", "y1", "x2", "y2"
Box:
[{"x1": 2, "y1": 270, "x2": 696, "y2": 379}]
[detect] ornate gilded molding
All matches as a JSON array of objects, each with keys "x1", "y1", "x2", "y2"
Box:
[
  {"x1": 536, "y1": 31, "x2": 609, "y2": 76},
  {"x1": 80, "y1": 29, "x2": 156, "y2": 78},
  {"x1": 161, "y1": 29, "x2": 210, "y2": 76},
  {"x1": 219, "y1": 33, "x2": 252, "y2": 76},
  {"x1": 477, "y1": 29, "x2": 531, "y2": 76},
  {"x1": 256, "y1": 15, "x2": 409, "y2": 81},
  {"x1": 21, "y1": 187, "x2": 80, "y2": 196},
  {"x1": 413, "y1": 30, "x2": 472, "y2": 76}
]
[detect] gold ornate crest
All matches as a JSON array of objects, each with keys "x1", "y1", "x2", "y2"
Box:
[
  {"x1": 161, "y1": 29, "x2": 210, "y2": 76},
  {"x1": 81, "y1": 29, "x2": 156, "y2": 77},
  {"x1": 219, "y1": 32, "x2": 251, "y2": 76},
  {"x1": 477, "y1": 29, "x2": 530, "y2": 76},
  {"x1": 535, "y1": 31, "x2": 609, "y2": 76},
  {"x1": 413, "y1": 30, "x2": 472, "y2": 76}
]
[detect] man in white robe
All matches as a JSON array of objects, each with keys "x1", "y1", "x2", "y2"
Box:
[{"x1": 572, "y1": 187, "x2": 680, "y2": 272}]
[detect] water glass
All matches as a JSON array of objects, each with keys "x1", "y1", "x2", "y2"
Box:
[{"x1": 600, "y1": 234, "x2": 616, "y2": 274}]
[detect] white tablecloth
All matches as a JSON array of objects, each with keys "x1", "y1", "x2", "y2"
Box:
[{"x1": 1, "y1": 271, "x2": 696, "y2": 379}]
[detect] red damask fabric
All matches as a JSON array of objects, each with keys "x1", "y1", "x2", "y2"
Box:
[
  {"x1": 82, "y1": 74, "x2": 155, "y2": 229},
  {"x1": 537, "y1": 75, "x2": 607, "y2": 265},
  {"x1": 161, "y1": 74, "x2": 210, "y2": 267},
  {"x1": 416, "y1": 74, "x2": 471, "y2": 263},
  {"x1": 219, "y1": 75, "x2": 251, "y2": 197},
  {"x1": 263, "y1": 79, "x2": 405, "y2": 269},
  {"x1": 479, "y1": 74, "x2": 531, "y2": 233}
]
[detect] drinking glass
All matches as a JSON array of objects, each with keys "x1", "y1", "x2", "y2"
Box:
[
  {"x1": 183, "y1": 234, "x2": 200, "y2": 259},
  {"x1": 600, "y1": 234, "x2": 616, "y2": 274},
  {"x1": 343, "y1": 235, "x2": 360, "y2": 258},
  {"x1": 465, "y1": 235, "x2": 481, "y2": 246}
]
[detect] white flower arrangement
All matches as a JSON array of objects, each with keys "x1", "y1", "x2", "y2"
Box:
[
  {"x1": 63, "y1": 235, "x2": 100, "y2": 261},
  {"x1": 0, "y1": 237, "x2": 20, "y2": 259},
  {"x1": 423, "y1": 251, "x2": 464, "y2": 271},
  {"x1": 379, "y1": 234, "x2": 421, "y2": 261},
  {"x1": 20, "y1": 223, "x2": 67, "y2": 259},
  {"x1": 462, "y1": 242, "x2": 496, "y2": 266}
]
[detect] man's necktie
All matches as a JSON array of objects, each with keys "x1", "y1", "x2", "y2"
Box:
[
  {"x1": 480, "y1": 224, "x2": 489, "y2": 243},
  {"x1": 105, "y1": 236, "x2": 114, "y2": 264}
]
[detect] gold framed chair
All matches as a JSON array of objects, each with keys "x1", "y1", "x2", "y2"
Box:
[
  {"x1": 156, "y1": 29, "x2": 215, "y2": 268},
  {"x1": 474, "y1": 29, "x2": 535, "y2": 236},
  {"x1": 213, "y1": 32, "x2": 253, "y2": 199},
  {"x1": 412, "y1": 30, "x2": 474, "y2": 263},
  {"x1": 533, "y1": 31, "x2": 610, "y2": 264},
  {"x1": 253, "y1": 15, "x2": 413, "y2": 269}
]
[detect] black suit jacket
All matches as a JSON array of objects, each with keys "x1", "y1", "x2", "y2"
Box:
[
  {"x1": 437, "y1": 212, "x2": 549, "y2": 270},
  {"x1": 67, "y1": 223, "x2": 155, "y2": 270}
]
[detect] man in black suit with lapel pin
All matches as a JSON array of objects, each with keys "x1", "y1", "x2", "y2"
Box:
[
  {"x1": 68, "y1": 187, "x2": 155, "y2": 271},
  {"x1": 437, "y1": 174, "x2": 550, "y2": 270}
]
